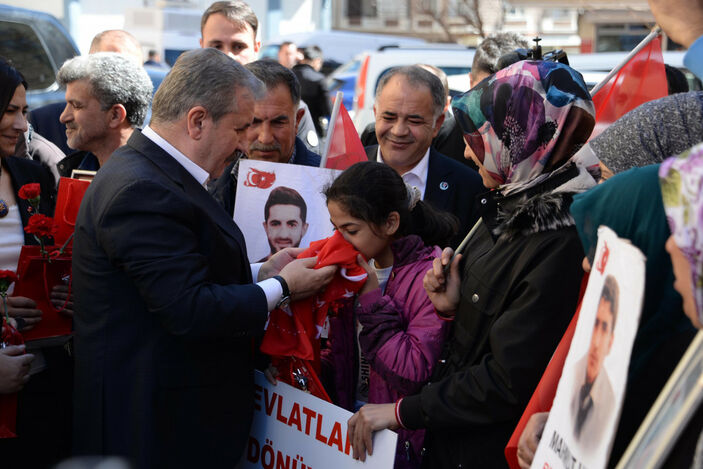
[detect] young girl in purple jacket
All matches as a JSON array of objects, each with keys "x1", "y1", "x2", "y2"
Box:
[{"x1": 322, "y1": 161, "x2": 456, "y2": 468}]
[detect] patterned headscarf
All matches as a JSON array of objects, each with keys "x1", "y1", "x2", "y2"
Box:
[
  {"x1": 659, "y1": 143, "x2": 703, "y2": 324},
  {"x1": 453, "y1": 60, "x2": 595, "y2": 192}
]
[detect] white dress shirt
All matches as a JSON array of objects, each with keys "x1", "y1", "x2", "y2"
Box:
[
  {"x1": 141, "y1": 126, "x2": 282, "y2": 311},
  {"x1": 377, "y1": 146, "x2": 430, "y2": 199}
]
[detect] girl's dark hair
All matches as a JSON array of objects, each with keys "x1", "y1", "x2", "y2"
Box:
[
  {"x1": 324, "y1": 161, "x2": 458, "y2": 247},
  {"x1": 0, "y1": 57, "x2": 27, "y2": 116}
]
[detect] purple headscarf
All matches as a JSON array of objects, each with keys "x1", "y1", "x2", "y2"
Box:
[{"x1": 452, "y1": 60, "x2": 595, "y2": 193}]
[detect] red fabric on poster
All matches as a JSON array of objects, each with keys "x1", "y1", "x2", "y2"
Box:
[
  {"x1": 504, "y1": 274, "x2": 589, "y2": 469},
  {"x1": 12, "y1": 245, "x2": 72, "y2": 342},
  {"x1": 590, "y1": 36, "x2": 668, "y2": 139},
  {"x1": 324, "y1": 102, "x2": 368, "y2": 170},
  {"x1": 53, "y1": 177, "x2": 90, "y2": 248},
  {"x1": 261, "y1": 230, "x2": 367, "y2": 363}
]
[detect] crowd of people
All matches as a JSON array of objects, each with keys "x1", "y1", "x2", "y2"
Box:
[{"x1": 1, "y1": 0, "x2": 703, "y2": 468}]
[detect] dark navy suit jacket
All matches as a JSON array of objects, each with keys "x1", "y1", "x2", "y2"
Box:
[
  {"x1": 365, "y1": 145, "x2": 484, "y2": 248},
  {"x1": 72, "y1": 130, "x2": 267, "y2": 468}
]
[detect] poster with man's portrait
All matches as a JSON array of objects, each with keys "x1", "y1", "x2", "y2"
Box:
[
  {"x1": 234, "y1": 160, "x2": 341, "y2": 263},
  {"x1": 531, "y1": 226, "x2": 646, "y2": 469}
]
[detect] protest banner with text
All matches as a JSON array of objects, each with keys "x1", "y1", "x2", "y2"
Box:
[{"x1": 237, "y1": 371, "x2": 398, "y2": 469}]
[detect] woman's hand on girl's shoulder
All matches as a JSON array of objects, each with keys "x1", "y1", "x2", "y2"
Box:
[
  {"x1": 423, "y1": 248, "x2": 461, "y2": 316},
  {"x1": 357, "y1": 254, "x2": 380, "y2": 296}
]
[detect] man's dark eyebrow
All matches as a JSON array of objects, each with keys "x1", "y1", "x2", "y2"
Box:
[
  {"x1": 381, "y1": 111, "x2": 397, "y2": 117},
  {"x1": 271, "y1": 114, "x2": 289, "y2": 122}
]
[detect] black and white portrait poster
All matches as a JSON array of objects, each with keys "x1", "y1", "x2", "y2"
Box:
[
  {"x1": 234, "y1": 160, "x2": 341, "y2": 263},
  {"x1": 531, "y1": 226, "x2": 645, "y2": 469}
]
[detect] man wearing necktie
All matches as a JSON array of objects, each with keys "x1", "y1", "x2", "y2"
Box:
[
  {"x1": 363, "y1": 65, "x2": 484, "y2": 248},
  {"x1": 571, "y1": 275, "x2": 618, "y2": 450}
]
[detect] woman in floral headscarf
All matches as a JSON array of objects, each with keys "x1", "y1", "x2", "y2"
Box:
[
  {"x1": 661, "y1": 145, "x2": 703, "y2": 329},
  {"x1": 347, "y1": 60, "x2": 598, "y2": 468},
  {"x1": 660, "y1": 144, "x2": 703, "y2": 469}
]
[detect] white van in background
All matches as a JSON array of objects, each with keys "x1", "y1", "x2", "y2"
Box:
[
  {"x1": 351, "y1": 44, "x2": 475, "y2": 132},
  {"x1": 568, "y1": 51, "x2": 701, "y2": 91}
]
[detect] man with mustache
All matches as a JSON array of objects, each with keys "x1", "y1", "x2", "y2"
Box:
[
  {"x1": 210, "y1": 60, "x2": 321, "y2": 217},
  {"x1": 365, "y1": 66, "x2": 484, "y2": 247},
  {"x1": 259, "y1": 186, "x2": 309, "y2": 262},
  {"x1": 56, "y1": 52, "x2": 153, "y2": 177}
]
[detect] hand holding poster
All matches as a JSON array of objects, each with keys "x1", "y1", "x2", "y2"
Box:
[
  {"x1": 531, "y1": 226, "x2": 645, "y2": 469},
  {"x1": 234, "y1": 160, "x2": 341, "y2": 263},
  {"x1": 237, "y1": 371, "x2": 398, "y2": 469}
]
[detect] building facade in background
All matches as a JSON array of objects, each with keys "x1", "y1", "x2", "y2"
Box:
[
  {"x1": 333, "y1": 0, "x2": 668, "y2": 54},
  {"x1": 1, "y1": 0, "x2": 680, "y2": 65}
]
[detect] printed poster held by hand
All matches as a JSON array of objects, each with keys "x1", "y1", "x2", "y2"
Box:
[
  {"x1": 234, "y1": 160, "x2": 341, "y2": 263},
  {"x1": 531, "y1": 226, "x2": 646, "y2": 469}
]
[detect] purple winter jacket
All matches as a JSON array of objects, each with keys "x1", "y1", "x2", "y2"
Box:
[{"x1": 320, "y1": 235, "x2": 449, "y2": 469}]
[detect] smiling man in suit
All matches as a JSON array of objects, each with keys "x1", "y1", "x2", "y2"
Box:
[
  {"x1": 71, "y1": 48, "x2": 335, "y2": 468},
  {"x1": 366, "y1": 65, "x2": 484, "y2": 247}
]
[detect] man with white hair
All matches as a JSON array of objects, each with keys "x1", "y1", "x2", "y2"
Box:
[
  {"x1": 29, "y1": 29, "x2": 149, "y2": 156},
  {"x1": 55, "y1": 52, "x2": 153, "y2": 177}
]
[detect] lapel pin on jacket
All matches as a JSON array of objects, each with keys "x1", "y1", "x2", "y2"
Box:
[{"x1": 439, "y1": 181, "x2": 449, "y2": 191}]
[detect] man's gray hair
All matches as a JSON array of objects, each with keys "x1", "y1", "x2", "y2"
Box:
[
  {"x1": 245, "y1": 60, "x2": 300, "y2": 106},
  {"x1": 151, "y1": 48, "x2": 263, "y2": 124},
  {"x1": 472, "y1": 32, "x2": 528, "y2": 78},
  {"x1": 375, "y1": 65, "x2": 445, "y2": 118},
  {"x1": 57, "y1": 52, "x2": 153, "y2": 128}
]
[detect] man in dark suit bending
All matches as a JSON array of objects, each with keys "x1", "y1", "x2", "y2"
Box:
[
  {"x1": 71, "y1": 48, "x2": 335, "y2": 468},
  {"x1": 365, "y1": 65, "x2": 484, "y2": 247}
]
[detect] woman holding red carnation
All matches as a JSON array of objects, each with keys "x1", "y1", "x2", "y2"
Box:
[
  {"x1": 0, "y1": 59, "x2": 55, "y2": 329},
  {"x1": 0, "y1": 58, "x2": 72, "y2": 467}
]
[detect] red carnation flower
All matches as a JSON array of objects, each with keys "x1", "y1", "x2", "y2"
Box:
[
  {"x1": 18, "y1": 183, "x2": 41, "y2": 201},
  {"x1": 0, "y1": 270, "x2": 18, "y2": 285},
  {"x1": 0, "y1": 269, "x2": 17, "y2": 301},
  {"x1": 24, "y1": 213, "x2": 56, "y2": 238}
]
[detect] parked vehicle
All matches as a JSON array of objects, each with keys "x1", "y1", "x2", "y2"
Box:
[
  {"x1": 0, "y1": 5, "x2": 80, "y2": 109},
  {"x1": 351, "y1": 44, "x2": 475, "y2": 132},
  {"x1": 567, "y1": 51, "x2": 702, "y2": 91},
  {"x1": 0, "y1": 5, "x2": 169, "y2": 111},
  {"x1": 261, "y1": 30, "x2": 426, "y2": 75},
  {"x1": 325, "y1": 58, "x2": 361, "y2": 113}
]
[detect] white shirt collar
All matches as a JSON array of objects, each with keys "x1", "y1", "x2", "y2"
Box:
[
  {"x1": 141, "y1": 126, "x2": 210, "y2": 188},
  {"x1": 376, "y1": 146, "x2": 431, "y2": 199}
]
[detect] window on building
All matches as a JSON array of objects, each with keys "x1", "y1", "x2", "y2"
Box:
[
  {"x1": 348, "y1": 0, "x2": 378, "y2": 18},
  {"x1": 596, "y1": 23, "x2": 651, "y2": 52}
]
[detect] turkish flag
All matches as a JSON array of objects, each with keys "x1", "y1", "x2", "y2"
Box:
[
  {"x1": 260, "y1": 230, "x2": 367, "y2": 362},
  {"x1": 324, "y1": 102, "x2": 368, "y2": 170},
  {"x1": 590, "y1": 35, "x2": 668, "y2": 138}
]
